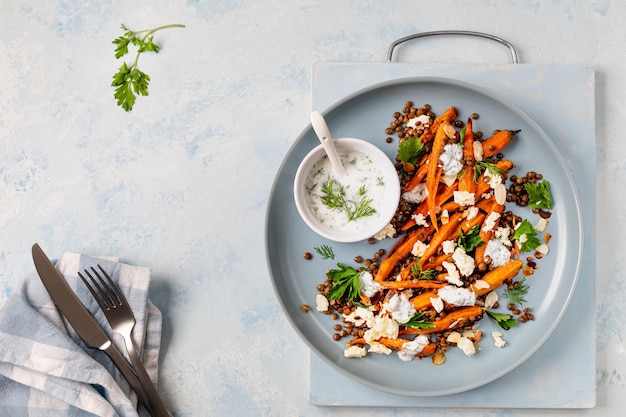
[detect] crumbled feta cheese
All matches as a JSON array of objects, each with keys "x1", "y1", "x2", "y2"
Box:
[
  {"x1": 439, "y1": 143, "x2": 464, "y2": 177},
  {"x1": 494, "y1": 227, "x2": 512, "y2": 246},
  {"x1": 407, "y1": 114, "x2": 431, "y2": 129},
  {"x1": 430, "y1": 296, "x2": 444, "y2": 313},
  {"x1": 383, "y1": 293, "x2": 416, "y2": 324},
  {"x1": 359, "y1": 271, "x2": 382, "y2": 298},
  {"x1": 364, "y1": 316, "x2": 399, "y2": 344},
  {"x1": 368, "y1": 342, "x2": 392, "y2": 355},
  {"x1": 519, "y1": 234, "x2": 528, "y2": 244},
  {"x1": 441, "y1": 174, "x2": 457, "y2": 187},
  {"x1": 344, "y1": 345, "x2": 368, "y2": 358},
  {"x1": 452, "y1": 248, "x2": 475, "y2": 276},
  {"x1": 453, "y1": 190, "x2": 475, "y2": 206},
  {"x1": 402, "y1": 182, "x2": 428, "y2": 204},
  {"x1": 492, "y1": 331, "x2": 507, "y2": 348},
  {"x1": 486, "y1": 173, "x2": 503, "y2": 189},
  {"x1": 482, "y1": 211, "x2": 501, "y2": 233},
  {"x1": 535, "y1": 218, "x2": 549, "y2": 232},
  {"x1": 374, "y1": 223, "x2": 396, "y2": 240},
  {"x1": 457, "y1": 336, "x2": 476, "y2": 356},
  {"x1": 398, "y1": 335, "x2": 429, "y2": 362},
  {"x1": 343, "y1": 307, "x2": 375, "y2": 327},
  {"x1": 438, "y1": 286, "x2": 476, "y2": 307},
  {"x1": 411, "y1": 241, "x2": 428, "y2": 257},
  {"x1": 315, "y1": 294, "x2": 329, "y2": 312},
  {"x1": 442, "y1": 261, "x2": 463, "y2": 286},
  {"x1": 484, "y1": 239, "x2": 511, "y2": 268},
  {"x1": 442, "y1": 240, "x2": 456, "y2": 254},
  {"x1": 465, "y1": 206, "x2": 479, "y2": 221},
  {"x1": 412, "y1": 213, "x2": 428, "y2": 226}
]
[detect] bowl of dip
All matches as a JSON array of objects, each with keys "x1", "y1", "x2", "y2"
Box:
[{"x1": 293, "y1": 137, "x2": 401, "y2": 243}]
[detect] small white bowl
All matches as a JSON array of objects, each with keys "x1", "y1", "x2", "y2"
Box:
[{"x1": 293, "y1": 138, "x2": 401, "y2": 243}]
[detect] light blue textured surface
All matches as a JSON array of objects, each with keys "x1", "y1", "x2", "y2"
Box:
[{"x1": 0, "y1": 1, "x2": 623, "y2": 416}]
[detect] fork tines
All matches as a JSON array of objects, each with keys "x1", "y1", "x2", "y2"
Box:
[{"x1": 78, "y1": 265, "x2": 122, "y2": 310}]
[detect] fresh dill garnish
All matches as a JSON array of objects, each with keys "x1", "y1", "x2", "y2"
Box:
[
  {"x1": 410, "y1": 262, "x2": 436, "y2": 280},
  {"x1": 403, "y1": 312, "x2": 436, "y2": 331},
  {"x1": 320, "y1": 178, "x2": 376, "y2": 222},
  {"x1": 314, "y1": 244, "x2": 335, "y2": 260},
  {"x1": 503, "y1": 279, "x2": 529, "y2": 309},
  {"x1": 473, "y1": 158, "x2": 507, "y2": 181}
]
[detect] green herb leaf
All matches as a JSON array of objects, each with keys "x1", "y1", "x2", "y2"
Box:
[
  {"x1": 314, "y1": 244, "x2": 335, "y2": 260},
  {"x1": 111, "y1": 23, "x2": 184, "y2": 111},
  {"x1": 410, "y1": 262, "x2": 436, "y2": 280},
  {"x1": 473, "y1": 158, "x2": 508, "y2": 182},
  {"x1": 513, "y1": 219, "x2": 541, "y2": 252},
  {"x1": 457, "y1": 224, "x2": 484, "y2": 252},
  {"x1": 397, "y1": 136, "x2": 424, "y2": 165},
  {"x1": 320, "y1": 178, "x2": 376, "y2": 222},
  {"x1": 326, "y1": 263, "x2": 362, "y2": 301},
  {"x1": 504, "y1": 278, "x2": 529, "y2": 309},
  {"x1": 404, "y1": 312, "x2": 436, "y2": 330},
  {"x1": 486, "y1": 310, "x2": 517, "y2": 330},
  {"x1": 524, "y1": 179, "x2": 553, "y2": 210}
]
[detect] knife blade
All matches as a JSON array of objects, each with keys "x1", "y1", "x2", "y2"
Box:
[{"x1": 31, "y1": 243, "x2": 153, "y2": 415}]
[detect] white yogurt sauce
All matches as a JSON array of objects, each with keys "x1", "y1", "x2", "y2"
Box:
[{"x1": 305, "y1": 151, "x2": 387, "y2": 231}]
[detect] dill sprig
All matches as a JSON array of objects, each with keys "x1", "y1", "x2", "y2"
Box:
[
  {"x1": 320, "y1": 178, "x2": 376, "y2": 222},
  {"x1": 503, "y1": 279, "x2": 529, "y2": 308},
  {"x1": 314, "y1": 244, "x2": 335, "y2": 260}
]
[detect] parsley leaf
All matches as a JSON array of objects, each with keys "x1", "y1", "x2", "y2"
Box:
[
  {"x1": 326, "y1": 263, "x2": 362, "y2": 301},
  {"x1": 397, "y1": 136, "x2": 425, "y2": 165},
  {"x1": 457, "y1": 224, "x2": 484, "y2": 252},
  {"x1": 473, "y1": 158, "x2": 508, "y2": 181},
  {"x1": 524, "y1": 179, "x2": 553, "y2": 210},
  {"x1": 403, "y1": 312, "x2": 436, "y2": 330},
  {"x1": 513, "y1": 219, "x2": 541, "y2": 252},
  {"x1": 486, "y1": 311, "x2": 517, "y2": 330},
  {"x1": 112, "y1": 23, "x2": 184, "y2": 111}
]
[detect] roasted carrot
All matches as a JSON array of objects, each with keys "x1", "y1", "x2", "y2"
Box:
[
  {"x1": 349, "y1": 336, "x2": 437, "y2": 357},
  {"x1": 474, "y1": 199, "x2": 505, "y2": 265},
  {"x1": 401, "y1": 182, "x2": 458, "y2": 231},
  {"x1": 379, "y1": 279, "x2": 446, "y2": 290},
  {"x1": 426, "y1": 123, "x2": 449, "y2": 228},
  {"x1": 471, "y1": 259, "x2": 523, "y2": 296},
  {"x1": 481, "y1": 129, "x2": 519, "y2": 158},
  {"x1": 421, "y1": 106, "x2": 458, "y2": 143},
  {"x1": 410, "y1": 290, "x2": 439, "y2": 311},
  {"x1": 402, "y1": 305, "x2": 484, "y2": 335},
  {"x1": 457, "y1": 118, "x2": 476, "y2": 195},
  {"x1": 374, "y1": 224, "x2": 435, "y2": 282}
]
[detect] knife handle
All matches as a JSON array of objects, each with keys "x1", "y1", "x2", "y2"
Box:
[{"x1": 103, "y1": 342, "x2": 155, "y2": 416}]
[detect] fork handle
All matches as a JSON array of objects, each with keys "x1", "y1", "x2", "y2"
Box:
[
  {"x1": 124, "y1": 335, "x2": 172, "y2": 417},
  {"x1": 102, "y1": 342, "x2": 154, "y2": 415}
]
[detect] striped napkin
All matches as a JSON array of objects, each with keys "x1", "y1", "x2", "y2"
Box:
[{"x1": 0, "y1": 252, "x2": 163, "y2": 417}]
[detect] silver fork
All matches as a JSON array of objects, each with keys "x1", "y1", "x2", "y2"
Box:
[{"x1": 79, "y1": 265, "x2": 171, "y2": 417}]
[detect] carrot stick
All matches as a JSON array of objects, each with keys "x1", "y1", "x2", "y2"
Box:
[
  {"x1": 474, "y1": 199, "x2": 505, "y2": 265},
  {"x1": 401, "y1": 305, "x2": 484, "y2": 335},
  {"x1": 458, "y1": 118, "x2": 476, "y2": 195},
  {"x1": 401, "y1": 182, "x2": 458, "y2": 231},
  {"x1": 471, "y1": 259, "x2": 523, "y2": 296},
  {"x1": 421, "y1": 106, "x2": 458, "y2": 143},
  {"x1": 481, "y1": 130, "x2": 519, "y2": 158},
  {"x1": 374, "y1": 225, "x2": 435, "y2": 282},
  {"x1": 426, "y1": 123, "x2": 449, "y2": 229},
  {"x1": 349, "y1": 337, "x2": 437, "y2": 357},
  {"x1": 379, "y1": 279, "x2": 446, "y2": 290}
]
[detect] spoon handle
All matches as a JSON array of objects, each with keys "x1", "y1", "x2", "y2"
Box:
[{"x1": 311, "y1": 111, "x2": 346, "y2": 177}]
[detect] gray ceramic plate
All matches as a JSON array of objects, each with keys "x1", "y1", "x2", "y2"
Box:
[{"x1": 265, "y1": 77, "x2": 582, "y2": 396}]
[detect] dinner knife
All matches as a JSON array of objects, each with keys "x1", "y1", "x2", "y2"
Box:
[{"x1": 31, "y1": 243, "x2": 154, "y2": 415}]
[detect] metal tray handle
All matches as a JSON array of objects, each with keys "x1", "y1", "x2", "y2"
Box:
[{"x1": 387, "y1": 30, "x2": 519, "y2": 64}]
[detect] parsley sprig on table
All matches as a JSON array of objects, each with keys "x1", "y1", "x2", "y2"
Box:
[
  {"x1": 112, "y1": 23, "x2": 185, "y2": 111},
  {"x1": 320, "y1": 178, "x2": 376, "y2": 222}
]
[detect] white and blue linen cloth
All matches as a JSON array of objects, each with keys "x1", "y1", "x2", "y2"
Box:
[{"x1": 0, "y1": 252, "x2": 163, "y2": 417}]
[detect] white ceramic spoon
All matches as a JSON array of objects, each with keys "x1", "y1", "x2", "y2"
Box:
[{"x1": 310, "y1": 111, "x2": 346, "y2": 178}]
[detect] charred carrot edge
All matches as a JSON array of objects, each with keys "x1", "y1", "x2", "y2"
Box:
[
  {"x1": 420, "y1": 106, "x2": 458, "y2": 143},
  {"x1": 402, "y1": 155, "x2": 429, "y2": 192},
  {"x1": 401, "y1": 183, "x2": 458, "y2": 231},
  {"x1": 410, "y1": 290, "x2": 439, "y2": 311},
  {"x1": 349, "y1": 337, "x2": 437, "y2": 357},
  {"x1": 402, "y1": 305, "x2": 484, "y2": 335}
]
